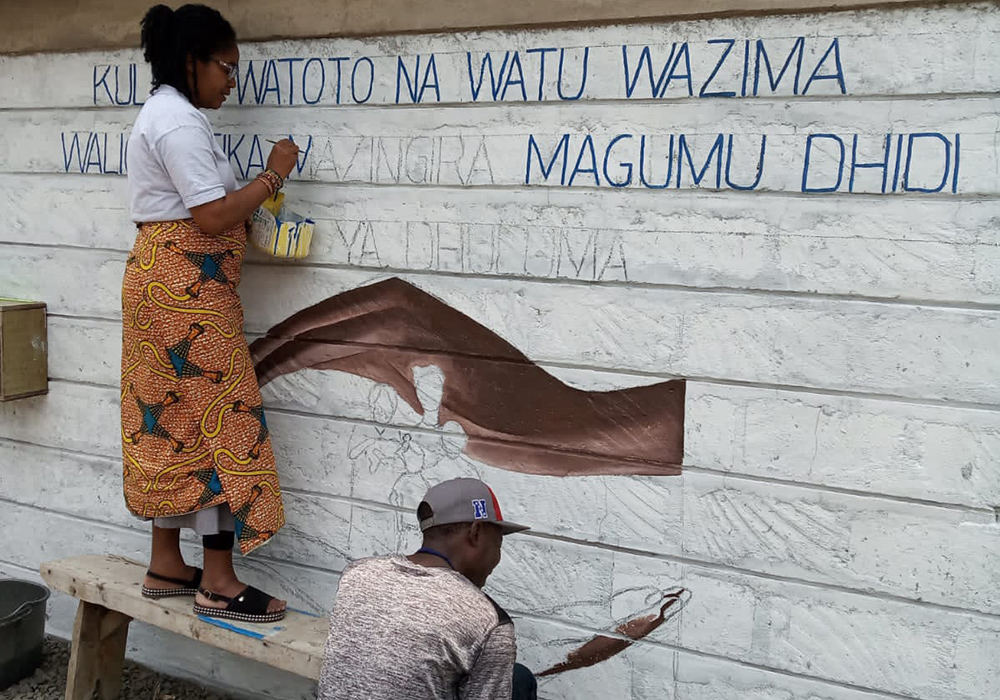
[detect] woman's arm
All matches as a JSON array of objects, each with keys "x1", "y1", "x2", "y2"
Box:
[
  {"x1": 188, "y1": 139, "x2": 300, "y2": 236},
  {"x1": 189, "y1": 174, "x2": 274, "y2": 235}
]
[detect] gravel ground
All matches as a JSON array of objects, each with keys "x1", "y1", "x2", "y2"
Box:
[{"x1": 0, "y1": 637, "x2": 237, "y2": 700}]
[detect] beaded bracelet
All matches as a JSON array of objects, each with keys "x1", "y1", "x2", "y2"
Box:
[{"x1": 255, "y1": 168, "x2": 284, "y2": 196}]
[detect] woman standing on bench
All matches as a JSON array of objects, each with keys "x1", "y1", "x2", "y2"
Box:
[{"x1": 121, "y1": 3, "x2": 297, "y2": 623}]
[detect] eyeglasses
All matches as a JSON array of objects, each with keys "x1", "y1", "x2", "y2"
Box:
[{"x1": 215, "y1": 59, "x2": 238, "y2": 80}]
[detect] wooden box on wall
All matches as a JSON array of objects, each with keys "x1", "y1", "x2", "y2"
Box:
[{"x1": 0, "y1": 299, "x2": 48, "y2": 401}]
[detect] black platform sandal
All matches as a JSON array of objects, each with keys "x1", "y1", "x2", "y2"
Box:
[
  {"x1": 194, "y1": 585, "x2": 286, "y2": 623},
  {"x1": 141, "y1": 568, "x2": 203, "y2": 599}
]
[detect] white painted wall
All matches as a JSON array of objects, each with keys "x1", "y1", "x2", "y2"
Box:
[{"x1": 1, "y1": 4, "x2": 999, "y2": 699}]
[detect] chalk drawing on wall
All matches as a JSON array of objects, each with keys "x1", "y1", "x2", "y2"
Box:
[
  {"x1": 250, "y1": 277, "x2": 685, "y2": 477},
  {"x1": 249, "y1": 276, "x2": 690, "y2": 675},
  {"x1": 539, "y1": 588, "x2": 689, "y2": 677}
]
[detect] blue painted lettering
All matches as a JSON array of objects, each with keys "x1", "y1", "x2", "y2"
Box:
[{"x1": 525, "y1": 134, "x2": 570, "y2": 184}]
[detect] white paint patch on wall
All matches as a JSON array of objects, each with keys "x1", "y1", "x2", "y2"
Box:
[{"x1": 1, "y1": 3, "x2": 998, "y2": 699}]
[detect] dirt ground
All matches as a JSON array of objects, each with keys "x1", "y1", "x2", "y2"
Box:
[{"x1": 0, "y1": 637, "x2": 237, "y2": 700}]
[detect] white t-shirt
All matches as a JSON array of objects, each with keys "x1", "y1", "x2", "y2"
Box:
[{"x1": 127, "y1": 85, "x2": 238, "y2": 222}]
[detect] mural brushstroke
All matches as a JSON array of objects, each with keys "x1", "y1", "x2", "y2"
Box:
[
  {"x1": 539, "y1": 588, "x2": 689, "y2": 677},
  {"x1": 250, "y1": 277, "x2": 685, "y2": 477}
]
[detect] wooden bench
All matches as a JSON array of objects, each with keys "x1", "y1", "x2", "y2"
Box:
[{"x1": 40, "y1": 555, "x2": 328, "y2": 700}]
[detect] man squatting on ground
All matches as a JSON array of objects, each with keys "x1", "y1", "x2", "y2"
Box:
[{"x1": 318, "y1": 478, "x2": 538, "y2": 699}]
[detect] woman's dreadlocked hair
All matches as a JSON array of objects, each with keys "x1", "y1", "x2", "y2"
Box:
[{"x1": 140, "y1": 4, "x2": 236, "y2": 103}]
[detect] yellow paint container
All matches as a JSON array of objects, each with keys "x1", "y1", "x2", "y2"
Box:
[{"x1": 249, "y1": 195, "x2": 315, "y2": 259}]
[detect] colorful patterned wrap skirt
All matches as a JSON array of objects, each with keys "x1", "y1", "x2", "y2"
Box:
[{"x1": 121, "y1": 219, "x2": 284, "y2": 554}]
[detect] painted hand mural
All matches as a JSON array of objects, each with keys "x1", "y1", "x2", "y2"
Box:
[
  {"x1": 249, "y1": 277, "x2": 685, "y2": 476},
  {"x1": 249, "y1": 276, "x2": 690, "y2": 676}
]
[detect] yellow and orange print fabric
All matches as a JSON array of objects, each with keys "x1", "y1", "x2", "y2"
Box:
[{"x1": 121, "y1": 219, "x2": 284, "y2": 554}]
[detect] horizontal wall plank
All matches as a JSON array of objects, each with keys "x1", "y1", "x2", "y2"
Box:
[
  {"x1": 681, "y1": 565, "x2": 1000, "y2": 700},
  {"x1": 12, "y1": 329, "x2": 1000, "y2": 512},
  {"x1": 0, "y1": 246, "x2": 127, "y2": 319},
  {"x1": 4, "y1": 175, "x2": 999, "y2": 304},
  {"x1": 672, "y1": 653, "x2": 905, "y2": 700},
  {"x1": 685, "y1": 382, "x2": 1000, "y2": 509},
  {"x1": 15, "y1": 315, "x2": 1000, "y2": 506},
  {"x1": 154, "y1": 268, "x2": 1000, "y2": 405},
  {"x1": 1, "y1": 98, "x2": 996, "y2": 195},
  {"x1": 0, "y1": 441, "x2": 125, "y2": 523},
  {"x1": 0, "y1": 382, "x2": 121, "y2": 458},
  {"x1": 680, "y1": 474, "x2": 1000, "y2": 615},
  {"x1": 5, "y1": 435, "x2": 999, "y2": 617},
  {"x1": 3, "y1": 4, "x2": 997, "y2": 107},
  {"x1": 4, "y1": 246, "x2": 994, "y2": 402}
]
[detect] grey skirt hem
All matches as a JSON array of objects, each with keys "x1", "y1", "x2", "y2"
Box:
[{"x1": 151, "y1": 503, "x2": 236, "y2": 536}]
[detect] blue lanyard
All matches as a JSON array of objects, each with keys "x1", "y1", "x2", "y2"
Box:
[{"x1": 416, "y1": 547, "x2": 454, "y2": 570}]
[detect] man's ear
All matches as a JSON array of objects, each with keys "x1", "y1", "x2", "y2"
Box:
[{"x1": 467, "y1": 522, "x2": 483, "y2": 546}]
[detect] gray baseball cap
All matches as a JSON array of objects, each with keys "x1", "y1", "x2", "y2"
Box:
[{"x1": 418, "y1": 478, "x2": 530, "y2": 536}]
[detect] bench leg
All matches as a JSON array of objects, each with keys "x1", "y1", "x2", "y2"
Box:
[{"x1": 65, "y1": 600, "x2": 132, "y2": 700}]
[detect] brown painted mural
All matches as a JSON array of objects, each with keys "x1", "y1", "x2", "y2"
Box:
[
  {"x1": 539, "y1": 588, "x2": 688, "y2": 676},
  {"x1": 250, "y1": 277, "x2": 685, "y2": 477}
]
